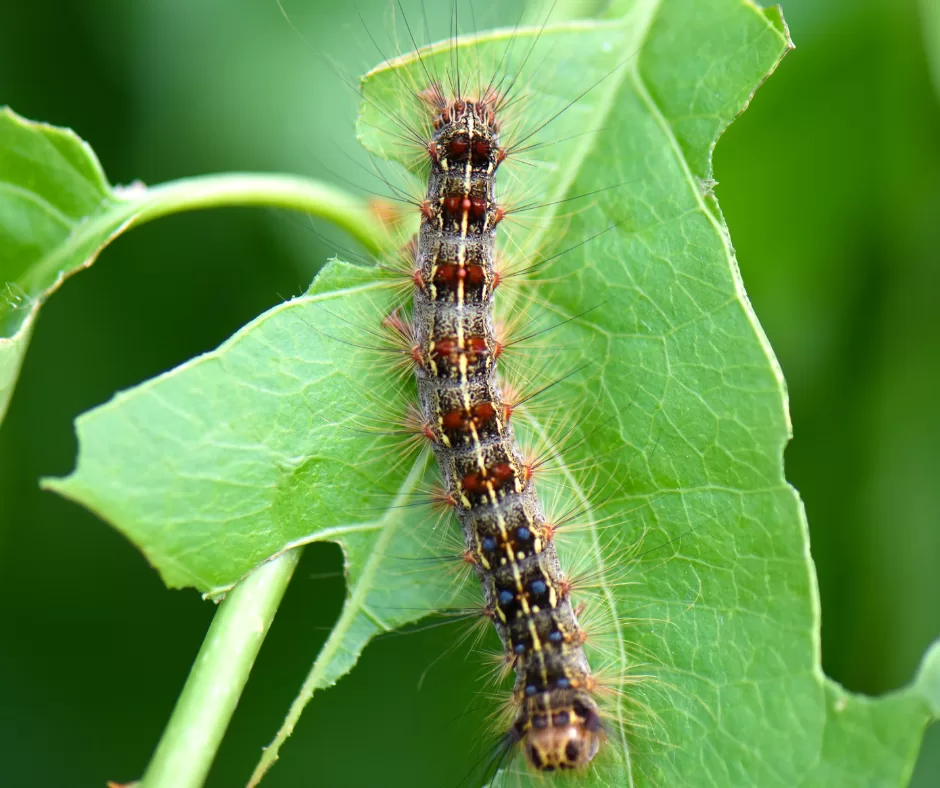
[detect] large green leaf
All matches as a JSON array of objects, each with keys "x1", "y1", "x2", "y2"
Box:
[
  {"x1": 45, "y1": 0, "x2": 939, "y2": 786},
  {"x1": 0, "y1": 107, "x2": 382, "y2": 428}
]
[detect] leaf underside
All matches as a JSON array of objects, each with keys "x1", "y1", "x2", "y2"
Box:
[{"x1": 43, "y1": 0, "x2": 938, "y2": 786}]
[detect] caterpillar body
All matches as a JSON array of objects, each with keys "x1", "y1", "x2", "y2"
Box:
[{"x1": 412, "y1": 87, "x2": 602, "y2": 771}]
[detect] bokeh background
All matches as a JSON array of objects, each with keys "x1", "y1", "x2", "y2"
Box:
[{"x1": 1, "y1": 0, "x2": 938, "y2": 786}]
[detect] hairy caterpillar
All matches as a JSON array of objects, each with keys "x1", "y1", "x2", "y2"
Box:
[
  {"x1": 325, "y1": 3, "x2": 644, "y2": 781},
  {"x1": 410, "y1": 82, "x2": 605, "y2": 771}
]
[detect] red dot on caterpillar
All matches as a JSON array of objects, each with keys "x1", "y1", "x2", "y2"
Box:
[
  {"x1": 460, "y1": 462, "x2": 514, "y2": 495},
  {"x1": 468, "y1": 336, "x2": 488, "y2": 358},
  {"x1": 432, "y1": 263, "x2": 455, "y2": 285},
  {"x1": 465, "y1": 264, "x2": 485, "y2": 285},
  {"x1": 442, "y1": 410, "x2": 466, "y2": 432},
  {"x1": 432, "y1": 337, "x2": 457, "y2": 357},
  {"x1": 490, "y1": 462, "x2": 514, "y2": 484},
  {"x1": 472, "y1": 402, "x2": 496, "y2": 423},
  {"x1": 448, "y1": 136, "x2": 469, "y2": 160},
  {"x1": 461, "y1": 471, "x2": 483, "y2": 493},
  {"x1": 472, "y1": 138, "x2": 490, "y2": 161}
]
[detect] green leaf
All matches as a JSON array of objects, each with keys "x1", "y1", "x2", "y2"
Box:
[
  {"x1": 45, "y1": 0, "x2": 938, "y2": 786},
  {"x1": 0, "y1": 107, "x2": 384, "y2": 427},
  {"x1": 0, "y1": 107, "x2": 113, "y2": 424}
]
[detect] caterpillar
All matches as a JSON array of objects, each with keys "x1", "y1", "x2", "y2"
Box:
[
  {"x1": 342, "y1": 3, "x2": 638, "y2": 780},
  {"x1": 411, "y1": 83, "x2": 604, "y2": 772}
]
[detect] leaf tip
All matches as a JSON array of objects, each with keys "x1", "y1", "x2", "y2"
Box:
[{"x1": 748, "y1": 3, "x2": 794, "y2": 46}]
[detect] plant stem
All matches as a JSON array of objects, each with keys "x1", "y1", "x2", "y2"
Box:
[
  {"x1": 134, "y1": 173, "x2": 385, "y2": 256},
  {"x1": 21, "y1": 172, "x2": 387, "y2": 297},
  {"x1": 139, "y1": 549, "x2": 301, "y2": 788}
]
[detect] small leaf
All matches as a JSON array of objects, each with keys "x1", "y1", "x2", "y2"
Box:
[
  {"x1": 0, "y1": 107, "x2": 119, "y2": 423},
  {"x1": 0, "y1": 107, "x2": 383, "y2": 427}
]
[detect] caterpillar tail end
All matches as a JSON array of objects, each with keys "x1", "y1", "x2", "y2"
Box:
[{"x1": 515, "y1": 691, "x2": 603, "y2": 772}]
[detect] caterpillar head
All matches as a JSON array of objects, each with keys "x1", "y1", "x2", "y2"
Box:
[{"x1": 516, "y1": 691, "x2": 603, "y2": 772}]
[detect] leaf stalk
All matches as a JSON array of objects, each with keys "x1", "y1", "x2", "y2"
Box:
[{"x1": 139, "y1": 549, "x2": 301, "y2": 788}]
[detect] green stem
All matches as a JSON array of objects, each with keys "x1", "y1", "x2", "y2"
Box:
[
  {"x1": 22, "y1": 172, "x2": 386, "y2": 296},
  {"x1": 134, "y1": 173, "x2": 384, "y2": 254},
  {"x1": 139, "y1": 549, "x2": 302, "y2": 788}
]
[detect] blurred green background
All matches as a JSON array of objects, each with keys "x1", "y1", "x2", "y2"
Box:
[{"x1": 1, "y1": 0, "x2": 938, "y2": 786}]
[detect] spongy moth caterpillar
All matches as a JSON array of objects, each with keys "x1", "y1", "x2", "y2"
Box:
[
  {"x1": 338, "y1": 4, "x2": 647, "y2": 780},
  {"x1": 409, "y1": 80, "x2": 606, "y2": 772}
]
